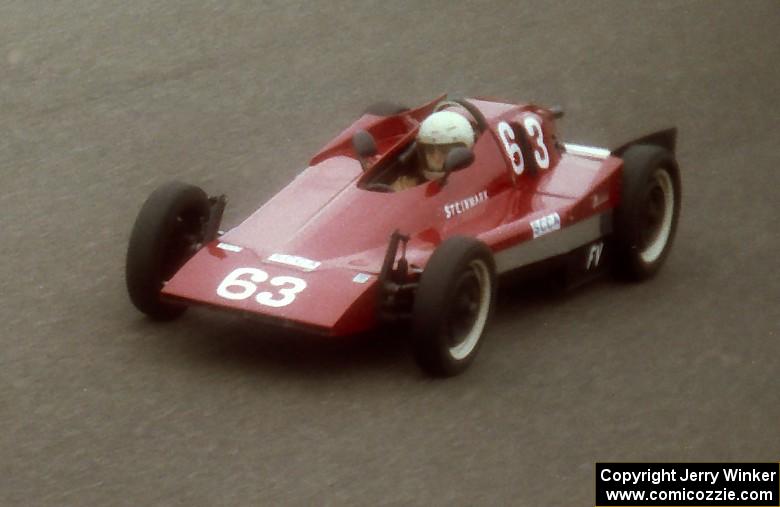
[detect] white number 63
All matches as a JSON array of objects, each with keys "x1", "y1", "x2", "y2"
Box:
[
  {"x1": 216, "y1": 267, "x2": 306, "y2": 308},
  {"x1": 523, "y1": 115, "x2": 550, "y2": 169}
]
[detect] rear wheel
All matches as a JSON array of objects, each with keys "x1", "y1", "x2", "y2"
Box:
[
  {"x1": 412, "y1": 237, "x2": 496, "y2": 377},
  {"x1": 125, "y1": 181, "x2": 210, "y2": 320},
  {"x1": 613, "y1": 145, "x2": 681, "y2": 280}
]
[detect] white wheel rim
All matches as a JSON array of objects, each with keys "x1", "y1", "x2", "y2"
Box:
[
  {"x1": 448, "y1": 259, "x2": 492, "y2": 361},
  {"x1": 639, "y1": 169, "x2": 674, "y2": 264}
]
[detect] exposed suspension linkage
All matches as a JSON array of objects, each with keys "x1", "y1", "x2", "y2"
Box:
[
  {"x1": 377, "y1": 230, "x2": 418, "y2": 322},
  {"x1": 202, "y1": 194, "x2": 227, "y2": 244}
]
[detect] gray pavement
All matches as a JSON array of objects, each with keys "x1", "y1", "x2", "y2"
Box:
[{"x1": 1, "y1": 1, "x2": 778, "y2": 505}]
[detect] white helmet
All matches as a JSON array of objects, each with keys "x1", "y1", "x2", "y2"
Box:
[
  {"x1": 418, "y1": 110, "x2": 475, "y2": 148},
  {"x1": 417, "y1": 111, "x2": 475, "y2": 180}
]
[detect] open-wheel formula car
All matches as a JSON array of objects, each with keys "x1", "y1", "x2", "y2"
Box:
[{"x1": 126, "y1": 94, "x2": 681, "y2": 376}]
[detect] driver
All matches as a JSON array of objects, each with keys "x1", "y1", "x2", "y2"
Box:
[{"x1": 391, "y1": 110, "x2": 476, "y2": 191}]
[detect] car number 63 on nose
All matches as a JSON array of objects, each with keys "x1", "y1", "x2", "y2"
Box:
[{"x1": 216, "y1": 267, "x2": 306, "y2": 308}]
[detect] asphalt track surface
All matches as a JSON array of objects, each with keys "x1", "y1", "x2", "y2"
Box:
[{"x1": 2, "y1": 1, "x2": 778, "y2": 505}]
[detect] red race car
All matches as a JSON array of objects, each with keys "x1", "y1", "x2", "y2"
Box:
[{"x1": 126, "y1": 95, "x2": 681, "y2": 376}]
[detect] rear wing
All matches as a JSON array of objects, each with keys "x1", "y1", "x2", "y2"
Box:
[{"x1": 611, "y1": 128, "x2": 677, "y2": 157}]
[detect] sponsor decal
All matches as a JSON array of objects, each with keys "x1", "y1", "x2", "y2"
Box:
[
  {"x1": 586, "y1": 242, "x2": 604, "y2": 270},
  {"x1": 217, "y1": 242, "x2": 243, "y2": 253},
  {"x1": 352, "y1": 273, "x2": 371, "y2": 284},
  {"x1": 444, "y1": 190, "x2": 489, "y2": 219},
  {"x1": 267, "y1": 253, "x2": 321, "y2": 271},
  {"x1": 530, "y1": 212, "x2": 561, "y2": 238}
]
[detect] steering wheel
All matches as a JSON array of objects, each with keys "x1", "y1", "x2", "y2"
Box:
[
  {"x1": 364, "y1": 182, "x2": 396, "y2": 193},
  {"x1": 432, "y1": 98, "x2": 488, "y2": 134}
]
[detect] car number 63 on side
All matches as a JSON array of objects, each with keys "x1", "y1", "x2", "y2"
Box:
[
  {"x1": 216, "y1": 267, "x2": 306, "y2": 308},
  {"x1": 496, "y1": 115, "x2": 550, "y2": 176}
]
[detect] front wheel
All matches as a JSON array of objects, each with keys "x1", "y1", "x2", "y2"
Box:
[
  {"x1": 125, "y1": 181, "x2": 210, "y2": 320},
  {"x1": 412, "y1": 237, "x2": 497, "y2": 377}
]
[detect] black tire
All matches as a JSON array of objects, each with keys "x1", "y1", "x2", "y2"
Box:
[
  {"x1": 125, "y1": 181, "x2": 210, "y2": 320},
  {"x1": 613, "y1": 144, "x2": 681, "y2": 280},
  {"x1": 364, "y1": 102, "x2": 409, "y2": 116},
  {"x1": 412, "y1": 237, "x2": 497, "y2": 377}
]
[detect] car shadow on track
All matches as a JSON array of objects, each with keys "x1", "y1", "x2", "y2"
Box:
[
  {"x1": 496, "y1": 268, "x2": 618, "y2": 309},
  {"x1": 129, "y1": 309, "x2": 416, "y2": 380},
  {"x1": 128, "y1": 273, "x2": 620, "y2": 380}
]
